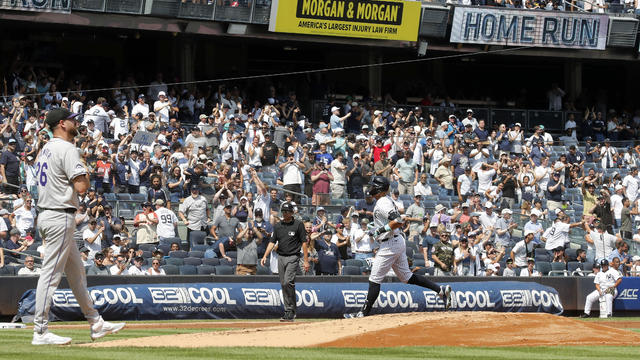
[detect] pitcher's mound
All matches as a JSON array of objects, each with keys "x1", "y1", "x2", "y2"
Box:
[{"x1": 85, "y1": 312, "x2": 640, "y2": 348}]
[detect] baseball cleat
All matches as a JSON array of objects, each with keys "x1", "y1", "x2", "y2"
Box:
[
  {"x1": 32, "y1": 331, "x2": 72, "y2": 345},
  {"x1": 343, "y1": 311, "x2": 365, "y2": 319},
  {"x1": 579, "y1": 313, "x2": 591, "y2": 318},
  {"x1": 279, "y1": 312, "x2": 295, "y2": 322},
  {"x1": 90, "y1": 318, "x2": 126, "y2": 341}
]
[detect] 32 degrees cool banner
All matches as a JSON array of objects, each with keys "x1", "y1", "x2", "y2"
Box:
[
  {"x1": 17, "y1": 281, "x2": 563, "y2": 321},
  {"x1": 268, "y1": 0, "x2": 422, "y2": 41}
]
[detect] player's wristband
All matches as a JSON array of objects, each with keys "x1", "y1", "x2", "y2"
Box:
[{"x1": 374, "y1": 224, "x2": 392, "y2": 237}]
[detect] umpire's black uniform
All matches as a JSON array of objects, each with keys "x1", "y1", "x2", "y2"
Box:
[{"x1": 270, "y1": 212, "x2": 306, "y2": 320}]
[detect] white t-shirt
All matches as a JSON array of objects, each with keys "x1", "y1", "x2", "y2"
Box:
[
  {"x1": 534, "y1": 165, "x2": 551, "y2": 191},
  {"x1": 330, "y1": 159, "x2": 347, "y2": 185},
  {"x1": 12, "y1": 207, "x2": 36, "y2": 236},
  {"x1": 245, "y1": 143, "x2": 262, "y2": 167},
  {"x1": 83, "y1": 228, "x2": 103, "y2": 259},
  {"x1": 128, "y1": 265, "x2": 146, "y2": 276},
  {"x1": 110, "y1": 264, "x2": 129, "y2": 275},
  {"x1": 131, "y1": 103, "x2": 149, "y2": 118},
  {"x1": 589, "y1": 230, "x2": 616, "y2": 261},
  {"x1": 282, "y1": 162, "x2": 302, "y2": 185},
  {"x1": 543, "y1": 222, "x2": 570, "y2": 250},
  {"x1": 110, "y1": 117, "x2": 129, "y2": 140},
  {"x1": 153, "y1": 100, "x2": 170, "y2": 123},
  {"x1": 610, "y1": 194, "x2": 623, "y2": 220},
  {"x1": 479, "y1": 211, "x2": 498, "y2": 232},
  {"x1": 457, "y1": 174, "x2": 472, "y2": 196},
  {"x1": 477, "y1": 169, "x2": 495, "y2": 194},
  {"x1": 155, "y1": 207, "x2": 178, "y2": 238},
  {"x1": 511, "y1": 240, "x2": 531, "y2": 267},
  {"x1": 520, "y1": 268, "x2": 540, "y2": 277},
  {"x1": 622, "y1": 175, "x2": 639, "y2": 202}
]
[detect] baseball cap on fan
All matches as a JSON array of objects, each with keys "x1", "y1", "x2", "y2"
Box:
[{"x1": 45, "y1": 108, "x2": 77, "y2": 128}]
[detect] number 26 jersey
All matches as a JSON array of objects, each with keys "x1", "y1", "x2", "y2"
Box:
[{"x1": 35, "y1": 138, "x2": 87, "y2": 210}]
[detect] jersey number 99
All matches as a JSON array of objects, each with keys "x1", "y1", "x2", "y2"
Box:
[{"x1": 35, "y1": 162, "x2": 49, "y2": 186}]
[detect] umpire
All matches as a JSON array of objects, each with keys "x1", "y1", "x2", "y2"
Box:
[{"x1": 261, "y1": 202, "x2": 308, "y2": 322}]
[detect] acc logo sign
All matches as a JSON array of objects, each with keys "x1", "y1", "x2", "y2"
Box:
[{"x1": 618, "y1": 288, "x2": 638, "y2": 300}]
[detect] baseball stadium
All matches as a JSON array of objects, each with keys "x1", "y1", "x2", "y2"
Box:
[{"x1": 1, "y1": 0, "x2": 640, "y2": 358}]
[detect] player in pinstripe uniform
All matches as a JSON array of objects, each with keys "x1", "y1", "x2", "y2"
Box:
[
  {"x1": 344, "y1": 176, "x2": 452, "y2": 318},
  {"x1": 31, "y1": 108, "x2": 125, "y2": 345}
]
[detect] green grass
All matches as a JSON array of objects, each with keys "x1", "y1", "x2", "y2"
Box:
[{"x1": 1, "y1": 324, "x2": 639, "y2": 360}]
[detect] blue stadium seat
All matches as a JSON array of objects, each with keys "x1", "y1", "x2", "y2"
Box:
[
  {"x1": 183, "y1": 257, "x2": 202, "y2": 266},
  {"x1": 536, "y1": 261, "x2": 551, "y2": 276},
  {"x1": 118, "y1": 209, "x2": 134, "y2": 219},
  {"x1": 226, "y1": 251, "x2": 237, "y2": 259},
  {"x1": 220, "y1": 258, "x2": 237, "y2": 267},
  {"x1": 138, "y1": 244, "x2": 156, "y2": 252},
  {"x1": 567, "y1": 261, "x2": 582, "y2": 274},
  {"x1": 549, "y1": 262, "x2": 567, "y2": 276},
  {"x1": 202, "y1": 258, "x2": 220, "y2": 266},
  {"x1": 165, "y1": 258, "x2": 184, "y2": 266},
  {"x1": 412, "y1": 267, "x2": 428, "y2": 275},
  {"x1": 189, "y1": 231, "x2": 207, "y2": 247},
  {"x1": 341, "y1": 265, "x2": 362, "y2": 275},
  {"x1": 188, "y1": 251, "x2": 204, "y2": 258},
  {"x1": 345, "y1": 259, "x2": 364, "y2": 267},
  {"x1": 130, "y1": 193, "x2": 147, "y2": 202},
  {"x1": 190, "y1": 245, "x2": 209, "y2": 252},
  {"x1": 214, "y1": 265, "x2": 234, "y2": 275},
  {"x1": 104, "y1": 193, "x2": 117, "y2": 202},
  {"x1": 169, "y1": 250, "x2": 188, "y2": 258},
  {"x1": 179, "y1": 265, "x2": 197, "y2": 275},
  {"x1": 116, "y1": 193, "x2": 131, "y2": 201},
  {"x1": 413, "y1": 259, "x2": 426, "y2": 267},
  {"x1": 161, "y1": 264, "x2": 179, "y2": 275},
  {"x1": 406, "y1": 248, "x2": 414, "y2": 258},
  {"x1": 197, "y1": 265, "x2": 216, "y2": 275},
  {"x1": 257, "y1": 265, "x2": 272, "y2": 275}
]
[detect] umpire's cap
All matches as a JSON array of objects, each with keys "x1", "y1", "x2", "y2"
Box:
[
  {"x1": 45, "y1": 108, "x2": 77, "y2": 129},
  {"x1": 281, "y1": 202, "x2": 295, "y2": 213},
  {"x1": 600, "y1": 259, "x2": 609, "y2": 267},
  {"x1": 368, "y1": 176, "x2": 390, "y2": 197}
]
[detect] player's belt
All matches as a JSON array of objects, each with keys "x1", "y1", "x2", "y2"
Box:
[
  {"x1": 354, "y1": 250, "x2": 373, "y2": 254},
  {"x1": 38, "y1": 208, "x2": 76, "y2": 214}
]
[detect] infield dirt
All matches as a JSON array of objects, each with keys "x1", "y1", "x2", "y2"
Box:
[{"x1": 84, "y1": 312, "x2": 640, "y2": 348}]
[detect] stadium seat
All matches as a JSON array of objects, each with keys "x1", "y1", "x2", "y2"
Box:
[
  {"x1": 169, "y1": 250, "x2": 188, "y2": 258},
  {"x1": 583, "y1": 263, "x2": 594, "y2": 273},
  {"x1": 226, "y1": 251, "x2": 237, "y2": 259},
  {"x1": 188, "y1": 251, "x2": 204, "y2": 258},
  {"x1": 220, "y1": 258, "x2": 237, "y2": 267},
  {"x1": 183, "y1": 257, "x2": 202, "y2": 266},
  {"x1": 567, "y1": 261, "x2": 582, "y2": 274},
  {"x1": 161, "y1": 264, "x2": 179, "y2": 275},
  {"x1": 104, "y1": 193, "x2": 117, "y2": 202},
  {"x1": 138, "y1": 244, "x2": 157, "y2": 252},
  {"x1": 159, "y1": 237, "x2": 182, "y2": 247},
  {"x1": 118, "y1": 209, "x2": 134, "y2": 219},
  {"x1": 345, "y1": 259, "x2": 364, "y2": 267},
  {"x1": 130, "y1": 193, "x2": 147, "y2": 202},
  {"x1": 202, "y1": 258, "x2": 220, "y2": 266},
  {"x1": 536, "y1": 261, "x2": 552, "y2": 276},
  {"x1": 342, "y1": 265, "x2": 362, "y2": 275},
  {"x1": 413, "y1": 259, "x2": 426, "y2": 267},
  {"x1": 257, "y1": 265, "x2": 272, "y2": 275},
  {"x1": 565, "y1": 248, "x2": 577, "y2": 262},
  {"x1": 141, "y1": 250, "x2": 152, "y2": 258},
  {"x1": 157, "y1": 244, "x2": 171, "y2": 255},
  {"x1": 214, "y1": 265, "x2": 234, "y2": 275},
  {"x1": 406, "y1": 247, "x2": 414, "y2": 258},
  {"x1": 412, "y1": 267, "x2": 428, "y2": 275},
  {"x1": 116, "y1": 193, "x2": 131, "y2": 201},
  {"x1": 190, "y1": 245, "x2": 209, "y2": 252},
  {"x1": 189, "y1": 231, "x2": 207, "y2": 247},
  {"x1": 197, "y1": 265, "x2": 216, "y2": 275},
  {"x1": 165, "y1": 258, "x2": 184, "y2": 266},
  {"x1": 412, "y1": 252, "x2": 423, "y2": 260},
  {"x1": 549, "y1": 262, "x2": 567, "y2": 276},
  {"x1": 179, "y1": 264, "x2": 197, "y2": 275},
  {"x1": 425, "y1": 267, "x2": 435, "y2": 276}
]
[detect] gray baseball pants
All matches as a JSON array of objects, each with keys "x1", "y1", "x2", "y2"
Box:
[
  {"x1": 34, "y1": 210, "x2": 99, "y2": 334},
  {"x1": 277, "y1": 254, "x2": 300, "y2": 316}
]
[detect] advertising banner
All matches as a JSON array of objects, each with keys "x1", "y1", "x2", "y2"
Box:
[
  {"x1": 17, "y1": 281, "x2": 563, "y2": 322},
  {"x1": 450, "y1": 6, "x2": 608, "y2": 50},
  {"x1": 614, "y1": 277, "x2": 640, "y2": 310},
  {"x1": 268, "y1": 0, "x2": 421, "y2": 41},
  {"x1": 0, "y1": 0, "x2": 71, "y2": 13}
]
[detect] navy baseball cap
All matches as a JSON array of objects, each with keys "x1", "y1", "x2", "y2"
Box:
[{"x1": 45, "y1": 108, "x2": 77, "y2": 128}]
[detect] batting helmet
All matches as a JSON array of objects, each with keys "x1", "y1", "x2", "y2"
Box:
[
  {"x1": 368, "y1": 176, "x2": 390, "y2": 197},
  {"x1": 281, "y1": 202, "x2": 295, "y2": 213},
  {"x1": 600, "y1": 259, "x2": 609, "y2": 267}
]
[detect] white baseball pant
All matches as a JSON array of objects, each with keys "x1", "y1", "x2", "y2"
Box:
[
  {"x1": 584, "y1": 289, "x2": 617, "y2": 317},
  {"x1": 34, "y1": 210, "x2": 100, "y2": 334},
  {"x1": 369, "y1": 235, "x2": 412, "y2": 284}
]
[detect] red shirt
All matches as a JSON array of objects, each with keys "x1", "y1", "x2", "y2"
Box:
[
  {"x1": 311, "y1": 170, "x2": 331, "y2": 194},
  {"x1": 373, "y1": 144, "x2": 392, "y2": 163}
]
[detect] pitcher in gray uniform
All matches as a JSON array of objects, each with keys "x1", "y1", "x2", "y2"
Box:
[
  {"x1": 31, "y1": 108, "x2": 125, "y2": 345},
  {"x1": 344, "y1": 176, "x2": 453, "y2": 318}
]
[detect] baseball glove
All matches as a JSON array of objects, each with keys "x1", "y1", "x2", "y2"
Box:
[{"x1": 604, "y1": 287, "x2": 616, "y2": 296}]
